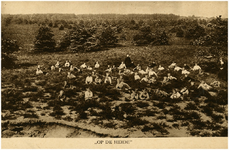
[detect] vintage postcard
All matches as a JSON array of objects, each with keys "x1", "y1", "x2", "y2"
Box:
[{"x1": 1, "y1": 1, "x2": 228, "y2": 149}]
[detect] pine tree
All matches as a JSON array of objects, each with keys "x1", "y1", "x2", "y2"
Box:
[
  {"x1": 96, "y1": 26, "x2": 118, "y2": 46},
  {"x1": 1, "y1": 36, "x2": 19, "y2": 68},
  {"x1": 34, "y1": 26, "x2": 56, "y2": 52},
  {"x1": 59, "y1": 24, "x2": 64, "y2": 30}
]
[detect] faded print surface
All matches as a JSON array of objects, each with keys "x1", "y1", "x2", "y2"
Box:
[{"x1": 1, "y1": 1, "x2": 228, "y2": 139}]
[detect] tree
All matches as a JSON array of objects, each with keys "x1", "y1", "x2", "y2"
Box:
[
  {"x1": 68, "y1": 27, "x2": 94, "y2": 52},
  {"x1": 185, "y1": 24, "x2": 206, "y2": 39},
  {"x1": 48, "y1": 22, "x2": 53, "y2": 27},
  {"x1": 133, "y1": 25, "x2": 153, "y2": 45},
  {"x1": 1, "y1": 36, "x2": 19, "y2": 68},
  {"x1": 133, "y1": 25, "x2": 169, "y2": 46},
  {"x1": 192, "y1": 16, "x2": 227, "y2": 55},
  {"x1": 59, "y1": 24, "x2": 64, "y2": 30},
  {"x1": 34, "y1": 26, "x2": 56, "y2": 52},
  {"x1": 129, "y1": 19, "x2": 139, "y2": 30},
  {"x1": 53, "y1": 22, "x2": 58, "y2": 28},
  {"x1": 176, "y1": 28, "x2": 184, "y2": 37},
  {"x1": 56, "y1": 31, "x2": 71, "y2": 51},
  {"x1": 4, "y1": 16, "x2": 13, "y2": 26},
  {"x1": 96, "y1": 26, "x2": 118, "y2": 46},
  {"x1": 153, "y1": 30, "x2": 169, "y2": 45}
]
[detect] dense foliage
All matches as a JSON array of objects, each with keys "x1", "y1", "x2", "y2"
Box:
[
  {"x1": 1, "y1": 36, "x2": 19, "y2": 68},
  {"x1": 1, "y1": 14, "x2": 227, "y2": 57},
  {"x1": 34, "y1": 26, "x2": 56, "y2": 52},
  {"x1": 133, "y1": 25, "x2": 169, "y2": 45},
  {"x1": 58, "y1": 25, "x2": 118, "y2": 52}
]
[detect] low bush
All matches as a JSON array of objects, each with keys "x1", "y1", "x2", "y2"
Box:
[
  {"x1": 153, "y1": 102, "x2": 165, "y2": 109},
  {"x1": 201, "y1": 105, "x2": 213, "y2": 116},
  {"x1": 185, "y1": 111, "x2": 201, "y2": 120},
  {"x1": 136, "y1": 101, "x2": 149, "y2": 108},
  {"x1": 141, "y1": 109, "x2": 156, "y2": 116},
  {"x1": 185, "y1": 102, "x2": 198, "y2": 110},
  {"x1": 50, "y1": 105, "x2": 65, "y2": 117},
  {"x1": 29, "y1": 95, "x2": 39, "y2": 102},
  {"x1": 24, "y1": 112, "x2": 39, "y2": 119},
  {"x1": 125, "y1": 116, "x2": 149, "y2": 128},
  {"x1": 190, "y1": 130, "x2": 201, "y2": 136},
  {"x1": 211, "y1": 113, "x2": 224, "y2": 123},
  {"x1": 157, "y1": 115, "x2": 166, "y2": 119},
  {"x1": 219, "y1": 127, "x2": 228, "y2": 137},
  {"x1": 119, "y1": 103, "x2": 136, "y2": 114},
  {"x1": 77, "y1": 110, "x2": 88, "y2": 119},
  {"x1": 103, "y1": 122, "x2": 117, "y2": 128},
  {"x1": 141, "y1": 125, "x2": 154, "y2": 132}
]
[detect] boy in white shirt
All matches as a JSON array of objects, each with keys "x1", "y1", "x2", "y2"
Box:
[
  {"x1": 130, "y1": 89, "x2": 139, "y2": 101},
  {"x1": 51, "y1": 65, "x2": 55, "y2": 71},
  {"x1": 118, "y1": 62, "x2": 126, "y2": 70},
  {"x1": 85, "y1": 74, "x2": 93, "y2": 84},
  {"x1": 123, "y1": 68, "x2": 134, "y2": 75},
  {"x1": 140, "y1": 75, "x2": 149, "y2": 83},
  {"x1": 192, "y1": 63, "x2": 201, "y2": 70},
  {"x1": 148, "y1": 76, "x2": 156, "y2": 84},
  {"x1": 55, "y1": 61, "x2": 60, "y2": 68},
  {"x1": 95, "y1": 62, "x2": 100, "y2": 69},
  {"x1": 94, "y1": 75, "x2": 102, "y2": 84},
  {"x1": 80, "y1": 63, "x2": 87, "y2": 69},
  {"x1": 219, "y1": 58, "x2": 224, "y2": 70},
  {"x1": 116, "y1": 76, "x2": 131, "y2": 90},
  {"x1": 167, "y1": 73, "x2": 177, "y2": 80},
  {"x1": 197, "y1": 80, "x2": 212, "y2": 97},
  {"x1": 148, "y1": 68, "x2": 158, "y2": 77},
  {"x1": 139, "y1": 89, "x2": 150, "y2": 100},
  {"x1": 133, "y1": 64, "x2": 141, "y2": 71},
  {"x1": 170, "y1": 89, "x2": 181, "y2": 99},
  {"x1": 169, "y1": 62, "x2": 176, "y2": 69},
  {"x1": 105, "y1": 65, "x2": 112, "y2": 72},
  {"x1": 198, "y1": 81, "x2": 212, "y2": 91},
  {"x1": 174, "y1": 65, "x2": 182, "y2": 71},
  {"x1": 36, "y1": 68, "x2": 43, "y2": 75},
  {"x1": 87, "y1": 66, "x2": 93, "y2": 71},
  {"x1": 138, "y1": 68, "x2": 148, "y2": 75},
  {"x1": 85, "y1": 88, "x2": 93, "y2": 100},
  {"x1": 134, "y1": 72, "x2": 141, "y2": 81},
  {"x1": 58, "y1": 90, "x2": 66, "y2": 101},
  {"x1": 180, "y1": 87, "x2": 189, "y2": 95},
  {"x1": 70, "y1": 65, "x2": 75, "y2": 71},
  {"x1": 64, "y1": 60, "x2": 70, "y2": 67},
  {"x1": 67, "y1": 72, "x2": 76, "y2": 79},
  {"x1": 181, "y1": 68, "x2": 190, "y2": 75},
  {"x1": 104, "y1": 72, "x2": 112, "y2": 84},
  {"x1": 161, "y1": 73, "x2": 176, "y2": 85},
  {"x1": 192, "y1": 63, "x2": 202, "y2": 74},
  {"x1": 158, "y1": 65, "x2": 164, "y2": 71},
  {"x1": 145, "y1": 66, "x2": 150, "y2": 73}
]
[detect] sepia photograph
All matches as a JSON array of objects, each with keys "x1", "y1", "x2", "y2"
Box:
[{"x1": 1, "y1": 1, "x2": 228, "y2": 149}]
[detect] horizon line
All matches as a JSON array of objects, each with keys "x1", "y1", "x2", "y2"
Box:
[{"x1": 2, "y1": 13, "x2": 224, "y2": 19}]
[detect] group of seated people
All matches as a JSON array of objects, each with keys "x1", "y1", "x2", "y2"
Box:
[{"x1": 35, "y1": 55, "x2": 221, "y2": 101}]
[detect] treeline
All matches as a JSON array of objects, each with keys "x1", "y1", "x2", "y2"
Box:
[
  {"x1": 1, "y1": 14, "x2": 227, "y2": 68},
  {"x1": 1, "y1": 13, "x2": 210, "y2": 27}
]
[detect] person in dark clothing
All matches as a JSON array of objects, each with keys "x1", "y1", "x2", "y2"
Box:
[
  {"x1": 129, "y1": 61, "x2": 136, "y2": 68},
  {"x1": 183, "y1": 64, "x2": 191, "y2": 70},
  {"x1": 124, "y1": 55, "x2": 132, "y2": 68}
]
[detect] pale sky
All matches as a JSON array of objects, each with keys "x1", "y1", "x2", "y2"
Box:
[{"x1": 1, "y1": 1, "x2": 228, "y2": 18}]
